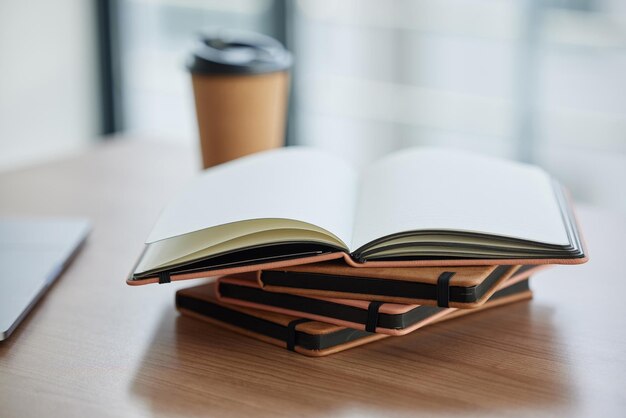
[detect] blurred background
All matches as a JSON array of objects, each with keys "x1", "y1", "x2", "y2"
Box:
[{"x1": 1, "y1": 0, "x2": 624, "y2": 211}]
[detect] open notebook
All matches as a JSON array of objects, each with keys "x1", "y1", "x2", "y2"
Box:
[{"x1": 128, "y1": 147, "x2": 586, "y2": 285}]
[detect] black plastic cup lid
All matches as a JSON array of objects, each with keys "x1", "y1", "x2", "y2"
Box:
[{"x1": 187, "y1": 30, "x2": 292, "y2": 75}]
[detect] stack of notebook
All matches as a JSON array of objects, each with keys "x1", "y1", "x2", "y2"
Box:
[{"x1": 127, "y1": 148, "x2": 587, "y2": 356}]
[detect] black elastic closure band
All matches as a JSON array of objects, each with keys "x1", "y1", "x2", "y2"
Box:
[
  {"x1": 286, "y1": 318, "x2": 311, "y2": 351},
  {"x1": 366, "y1": 302, "x2": 383, "y2": 332},
  {"x1": 158, "y1": 271, "x2": 171, "y2": 284},
  {"x1": 436, "y1": 272, "x2": 455, "y2": 307}
]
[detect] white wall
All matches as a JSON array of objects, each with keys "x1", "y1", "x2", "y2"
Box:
[
  {"x1": 292, "y1": 0, "x2": 626, "y2": 212},
  {"x1": 0, "y1": 0, "x2": 100, "y2": 170}
]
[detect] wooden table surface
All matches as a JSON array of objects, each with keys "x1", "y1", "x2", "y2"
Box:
[{"x1": 0, "y1": 139, "x2": 624, "y2": 418}]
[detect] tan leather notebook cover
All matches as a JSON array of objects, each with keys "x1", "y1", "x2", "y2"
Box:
[
  {"x1": 128, "y1": 249, "x2": 584, "y2": 285},
  {"x1": 176, "y1": 281, "x2": 532, "y2": 357},
  {"x1": 256, "y1": 263, "x2": 544, "y2": 307},
  {"x1": 217, "y1": 272, "x2": 533, "y2": 335}
]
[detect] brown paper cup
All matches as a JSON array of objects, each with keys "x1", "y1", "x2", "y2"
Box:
[
  {"x1": 188, "y1": 30, "x2": 292, "y2": 168},
  {"x1": 191, "y1": 70, "x2": 289, "y2": 168}
]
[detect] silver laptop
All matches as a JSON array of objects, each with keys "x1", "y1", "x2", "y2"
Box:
[{"x1": 0, "y1": 218, "x2": 90, "y2": 340}]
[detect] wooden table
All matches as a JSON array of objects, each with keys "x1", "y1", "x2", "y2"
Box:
[{"x1": 0, "y1": 139, "x2": 624, "y2": 417}]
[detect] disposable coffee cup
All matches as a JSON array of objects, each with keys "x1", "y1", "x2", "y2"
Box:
[{"x1": 187, "y1": 30, "x2": 292, "y2": 168}]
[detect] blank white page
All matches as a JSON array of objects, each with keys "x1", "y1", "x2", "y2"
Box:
[
  {"x1": 351, "y1": 148, "x2": 569, "y2": 251},
  {"x1": 147, "y1": 147, "x2": 357, "y2": 249}
]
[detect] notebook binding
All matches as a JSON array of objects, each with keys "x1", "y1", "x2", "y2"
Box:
[
  {"x1": 158, "y1": 271, "x2": 171, "y2": 284},
  {"x1": 436, "y1": 272, "x2": 455, "y2": 307},
  {"x1": 286, "y1": 318, "x2": 311, "y2": 351},
  {"x1": 365, "y1": 302, "x2": 383, "y2": 333}
]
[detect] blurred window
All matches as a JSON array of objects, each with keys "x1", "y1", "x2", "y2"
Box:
[
  {"x1": 115, "y1": 0, "x2": 283, "y2": 140},
  {"x1": 113, "y1": 0, "x2": 626, "y2": 211},
  {"x1": 0, "y1": 1, "x2": 100, "y2": 169}
]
